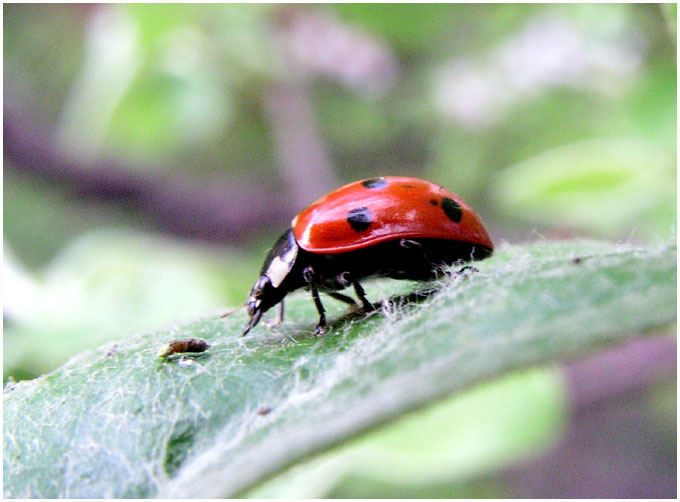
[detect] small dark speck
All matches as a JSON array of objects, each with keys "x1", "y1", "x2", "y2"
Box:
[
  {"x1": 572, "y1": 257, "x2": 582, "y2": 264},
  {"x1": 257, "y1": 406, "x2": 272, "y2": 416},
  {"x1": 4, "y1": 377, "x2": 18, "y2": 392},
  {"x1": 106, "y1": 345, "x2": 119, "y2": 357},
  {"x1": 429, "y1": 199, "x2": 438, "y2": 206},
  {"x1": 401, "y1": 184, "x2": 416, "y2": 189}
]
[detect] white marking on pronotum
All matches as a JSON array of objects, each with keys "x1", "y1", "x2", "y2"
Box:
[
  {"x1": 300, "y1": 224, "x2": 314, "y2": 248},
  {"x1": 266, "y1": 243, "x2": 298, "y2": 288}
]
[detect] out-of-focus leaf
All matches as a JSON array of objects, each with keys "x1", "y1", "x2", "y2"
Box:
[
  {"x1": 331, "y1": 4, "x2": 537, "y2": 56},
  {"x1": 107, "y1": 5, "x2": 236, "y2": 163},
  {"x1": 245, "y1": 367, "x2": 565, "y2": 498},
  {"x1": 4, "y1": 4, "x2": 86, "y2": 120},
  {"x1": 122, "y1": 4, "x2": 208, "y2": 51},
  {"x1": 3, "y1": 245, "x2": 42, "y2": 323},
  {"x1": 62, "y1": 4, "x2": 272, "y2": 165},
  {"x1": 331, "y1": 4, "x2": 458, "y2": 53},
  {"x1": 492, "y1": 138, "x2": 676, "y2": 241},
  {"x1": 660, "y1": 3, "x2": 676, "y2": 38},
  {"x1": 56, "y1": 5, "x2": 141, "y2": 161},
  {"x1": 316, "y1": 92, "x2": 400, "y2": 150},
  {"x1": 3, "y1": 169, "x2": 134, "y2": 268},
  {"x1": 106, "y1": 72, "x2": 232, "y2": 162},
  {"x1": 623, "y1": 60, "x2": 676, "y2": 146},
  {"x1": 4, "y1": 240, "x2": 676, "y2": 498},
  {"x1": 210, "y1": 4, "x2": 280, "y2": 82}
]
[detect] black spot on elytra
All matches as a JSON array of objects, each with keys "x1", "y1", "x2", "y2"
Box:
[
  {"x1": 442, "y1": 197, "x2": 462, "y2": 222},
  {"x1": 347, "y1": 207, "x2": 372, "y2": 231},
  {"x1": 429, "y1": 199, "x2": 438, "y2": 206},
  {"x1": 362, "y1": 178, "x2": 388, "y2": 189}
]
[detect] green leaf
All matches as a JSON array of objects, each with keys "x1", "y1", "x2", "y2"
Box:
[
  {"x1": 4, "y1": 240, "x2": 676, "y2": 498},
  {"x1": 492, "y1": 138, "x2": 676, "y2": 241}
]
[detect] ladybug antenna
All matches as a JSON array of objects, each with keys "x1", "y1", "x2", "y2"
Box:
[{"x1": 219, "y1": 304, "x2": 246, "y2": 319}]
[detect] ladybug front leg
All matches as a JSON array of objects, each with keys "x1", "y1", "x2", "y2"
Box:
[
  {"x1": 263, "y1": 301, "x2": 285, "y2": 328},
  {"x1": 303, "y1": 265, "x2": 327, "y2": 335}
]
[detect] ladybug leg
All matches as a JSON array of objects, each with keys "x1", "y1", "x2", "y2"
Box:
[
  {"x1": 328, "y1": 292, "x2": 358, "y2": 306},
  {"x1": 303, "y1": 265, "x2": 327, "y2": 335},
  {"x1": 336, "y1": 271, "x2": 372, "y2": 311},
  {"x1": 277, "y1": 301, "x2": 285, "y2": 323},
  {"x1": 351, "y1": 279, "x2": 373, "y2": 312},
  {"x1": 309, "y1": 286, "x2": 327, "y2": 335},
  {"x1": 263, "y1": 301, "x2": 285, "y2": 328}
]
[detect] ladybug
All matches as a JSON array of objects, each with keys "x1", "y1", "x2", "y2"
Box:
[{"x1": 242, "y1": 176, "x2": 493, "y2": 336}]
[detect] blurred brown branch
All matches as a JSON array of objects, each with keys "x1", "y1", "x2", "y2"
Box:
[
  {"x1": 4, "y1": 102, "x2": 292, "y2": 244},
  {"x1": 262, "y1": 6, "x2": 399, "y2": 207},
  {"x1": 263, "y1": 82, "x2": 339, "y2": 208}
]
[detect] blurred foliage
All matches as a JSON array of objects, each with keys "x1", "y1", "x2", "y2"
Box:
[
  {"x1": 493, "y1": 138, "x2": 675, "y2": 241},
  {"x1": 4, "y1": 167, "x2": 135, "y2": 268},
  {"x1": 5, "y1": 3, "x2": 675, "y2": 185},
  {"x1": 246, "y1": 368, "x2": 565, "y2": 498}
]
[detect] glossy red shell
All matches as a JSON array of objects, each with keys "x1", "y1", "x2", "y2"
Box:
[{"x1": 292, "y1": 176, "x2": 493, "y2": 254}]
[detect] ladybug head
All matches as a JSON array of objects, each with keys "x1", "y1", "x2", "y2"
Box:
[
  {"x1": 243, "y1": 275, "x2": 271, "y2": 335},
  {"x1": 243, "y1": 229, "x2": 299, "y2": 336}
]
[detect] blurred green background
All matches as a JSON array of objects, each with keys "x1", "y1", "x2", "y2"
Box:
[{"x1": 3, "y1": 3, "x2": 676, "y2": 498}]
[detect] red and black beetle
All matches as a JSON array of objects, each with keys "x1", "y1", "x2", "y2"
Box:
[{"x1": 242, "y1": 176, "x2": 493, "y2": 335}]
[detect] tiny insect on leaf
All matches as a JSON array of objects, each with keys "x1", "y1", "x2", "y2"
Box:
[{"x1": 158, "y1": 338, "x2": 210, "y2": 358}]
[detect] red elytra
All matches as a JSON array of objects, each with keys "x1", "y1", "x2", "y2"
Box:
[{"x1": 292, "y1": 176, "x2": 493, "y2": 253}]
